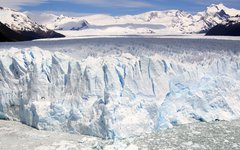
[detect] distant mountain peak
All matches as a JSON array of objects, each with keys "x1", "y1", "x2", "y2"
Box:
[
  {"x1": 206, "y1": 3, "x2": 240, "y2": 17},
  {"x1": 206, "y1": 3, "x2": 228, "y2": 14},
  {"x1": 209, "y1": 3, "x2": 226, "y2": 9}
]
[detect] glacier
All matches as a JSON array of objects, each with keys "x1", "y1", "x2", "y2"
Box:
[{"x1": 0, "y1": 37, "x2": 240, "y2": 139}]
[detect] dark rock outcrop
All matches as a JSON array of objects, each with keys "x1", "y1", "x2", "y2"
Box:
[
  {"x1": 206, "y1": 21, "x2": 240, "y2": 36},
  {"x1": 0, "y1": 22, "x2": 64, "y2": 42}
]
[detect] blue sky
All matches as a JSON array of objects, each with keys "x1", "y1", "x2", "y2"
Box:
[{"x1": 1, "y1": 0, "x2": 240, "y2": 15}]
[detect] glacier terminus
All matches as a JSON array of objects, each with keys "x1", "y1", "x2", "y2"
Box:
[{"x1": 0, "y1": 37, "x2": 240, "y2": 140}]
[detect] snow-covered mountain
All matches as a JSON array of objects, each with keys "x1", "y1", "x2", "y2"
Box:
[
  {"x1": 0, "y1": 7, "x2": 64, "y2": 41},
  {"x1": 0, "y1": 7, "x2": 47, "y2": 32},
  {"x1": 193, "y1": 3, "x2": 240, "y2": 32},
  {"x1": 32, "y1": 3, "x2": 240, "y2": 35},
  {"x1": 45, "y1": 14, "x2": 90, "y2": 30},
  {"x1": 1, "y1": 38, "x2": 240, "y2": 139}
]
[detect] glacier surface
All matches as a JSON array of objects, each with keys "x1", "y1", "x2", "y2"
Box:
[{"x1": 0, "y1": 38, "x2": 240, "y2": 139}]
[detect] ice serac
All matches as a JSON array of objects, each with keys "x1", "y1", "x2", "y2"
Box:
[{"x1": 1, "y1": 47, "x2": 240, "y2": 139}]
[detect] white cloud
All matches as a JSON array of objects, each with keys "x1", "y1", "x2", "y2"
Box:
[
  {"x1": 184, "y1": 0, "x2": 240, "y2": 6},
  {"x1": 0, "y1": 0, "x2": 153, "y2": 10},
  {"x1": 25, "y1": 10, "x2": 94, "y2": 24},
  {"x1": 0, "y1": 0, "x2": 47, "y2": 9},
  {"x1": 71, "y1": 0, "x2": 153, "y2": 8}
]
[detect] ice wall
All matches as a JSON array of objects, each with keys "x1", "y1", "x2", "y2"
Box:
[{"x1": 1, "y1": 47, "x2": 240, "y2": 139}]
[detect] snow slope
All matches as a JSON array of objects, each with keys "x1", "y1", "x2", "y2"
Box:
[
  {"x1": 0, "y1": 7, "x2": 64, "y2": 41},
  {"x1": 44, "y1": 14, "x2": 90, "y2": 30},
  {"x1": 0, "y1": 38, "x2": 240, "y2": 139},
  {"x1": 31, "y1": 3, "x2": 240, "y2": 36},
  {"x1": 0, "y1": 7, "x2": 47, "y2": 32}
]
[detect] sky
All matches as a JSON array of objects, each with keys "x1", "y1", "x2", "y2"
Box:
[{"x1": 1, "y1": 0, "x2": 240, "y2": 16}]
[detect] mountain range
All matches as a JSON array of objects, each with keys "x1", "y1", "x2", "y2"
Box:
[
  {"x1": 0, "y1": 3, "x2": 240, "y2": 41},
  {"x1": 28, "y1": 3, "x2": 240, "y2": 36}
]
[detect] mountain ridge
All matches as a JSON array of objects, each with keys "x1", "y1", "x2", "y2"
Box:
[
  {"x1": 26, "y1": 3, "x2": 240, "y2": 35},
  {"x1": 0, "y1": 7, "x2": 64, "y2": 42}
]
